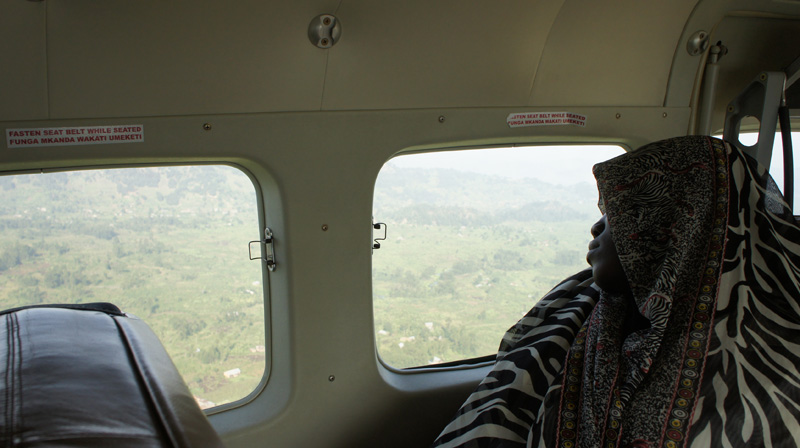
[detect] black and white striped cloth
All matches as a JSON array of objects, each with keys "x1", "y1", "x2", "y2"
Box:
[{"x1": 432, "y1": 136, "x2": 800, "y2": 447}]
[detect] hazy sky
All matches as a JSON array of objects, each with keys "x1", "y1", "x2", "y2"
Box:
[
  {"x1": 735, "y1": 132, "x2": 800, "y2": 211},
  {"x1": 387, "y1": 134, "x2": 800, "y2": 210},
  {"x1": 386, "y1": 145, "x2": 626, "y2": 186}
]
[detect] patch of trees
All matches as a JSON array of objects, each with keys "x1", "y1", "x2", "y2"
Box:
[
  {"x1": 75, "y1": 222, "x2": 117, "y2": 240},
  {"x1": 0, "y1": 177, "x2": 15, "y2": 191},
  {"x1": 382, "y1": 202, "x2": 585, "y2": 228},
  {"x1": 0, "y1": 243, "x2": 37, "y2": 271},
  {"x1": 554, "y1": 249, "x2": 582, "y2": 266},
  {"x1": 114, "y1": 169, "x2": 161, "y2": 195},
  {"x1": 387, "y1": 204, "x2": 490, "y2": 227},
  {"x1": 14, "y1": 287, "x2": 46, "y2": 304},
  {"x1": 497, "y1": 201, "x2": 586, "y2": 222},
  {"x1": 199, "y1": 346, "x2": 221, "y2": 364},
  {"x1": 171, "y1": 316, "x2": 208, "y2": 339},
  {"x1": 43, "y1": 266, "x2": 93, "y2": 288}
]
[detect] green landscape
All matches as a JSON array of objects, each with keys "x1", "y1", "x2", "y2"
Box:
[
  {"x1": 0, "y1": 166, "x2": 266, "y2": 409},
  {"x1": 372, "y1": 160, "x2": 603, "y2": 368},
  {"x1": 0, "y1": 156, "x2": 605, "y2": 407}
]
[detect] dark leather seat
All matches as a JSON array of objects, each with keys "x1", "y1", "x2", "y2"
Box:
[{"x1": 0, "y1": 303, "x2": 225, "y2": 447}]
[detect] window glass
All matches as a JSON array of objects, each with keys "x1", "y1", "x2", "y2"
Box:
[
  {"x1": 372, "y1": 145, "x2": 626, "y2": 368},
  {"x1": 0, "y1": 166, "x2": 265, "y2": 409},
  {"x1": 738, "y1": 131, "x2": 800, "y2": 211}
]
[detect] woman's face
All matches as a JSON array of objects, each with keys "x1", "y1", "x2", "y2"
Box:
[{"x1": 587, "y1": 215, "x2": 631, "y2": 296}]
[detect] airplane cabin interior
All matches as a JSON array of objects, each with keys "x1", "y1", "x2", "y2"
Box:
[{"x1": 2, "y1": 0, "x2": 800, "y2": 446}]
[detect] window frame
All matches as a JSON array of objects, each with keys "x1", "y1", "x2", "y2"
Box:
[
  {"x1": 371, "y1": 143, "x2": 628, "y2": 372},
  {"x1": 0, "y1": 161, "x2": 273, "y2": 415}
]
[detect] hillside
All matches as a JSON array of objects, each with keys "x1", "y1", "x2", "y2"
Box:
[{"x1": 372, "y1": 165, "x2": 600, "y2": 367}]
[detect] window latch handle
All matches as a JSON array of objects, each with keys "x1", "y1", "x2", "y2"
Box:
[
  {"x1": 372, "y1": 221, "x2": 387, "y2": 250},
  {"x1": 249, "y1": 227, "x2": 277, "y2": 271}
]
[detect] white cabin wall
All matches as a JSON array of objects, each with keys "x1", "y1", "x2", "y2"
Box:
[
  {"x1": 45, "y1": 0, "x2": 338, "y2": 119},
  {"x1": 0, "y1": 106, "x2": 690, "y2": 447},
  {"x1": 2, "y1": 0, "x2": 711, "y2": 120},
  {"x1": 529, "y1": 0, "x2": 699, "y2": 107},
  {"x1": 198, "y1": 107, "x2": 693, "y2": 447},
  {"x1": 320, "y1": 0, "x2": 566, "y2": 110},
  {"x1": 0, "y1": 1, "x2": 48, "y2": 122}
]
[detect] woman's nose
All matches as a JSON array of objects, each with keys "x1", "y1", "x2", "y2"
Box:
[{"x1": 591, "y1": 217, "x2": 606, "y2": 237}]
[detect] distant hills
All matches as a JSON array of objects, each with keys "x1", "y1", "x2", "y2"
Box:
[{"x1": 373, "y1": 165, "x2": 601, "y2": 225}]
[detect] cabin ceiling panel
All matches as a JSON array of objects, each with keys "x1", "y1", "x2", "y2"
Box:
[
  {"x1": 0, "y1": 2, "x2": 48, "y2": 122},
  {"x1": 47, "y1": 0, "x2": 338, "y2": 119},
  {"x1": 708, "y1": 15, "x2": 800, "y2": 128},
  {"x1": 530, "y1": 0, "x2": 700, "y2": 107},
  {"x1": 663, "y1": 0, "x2": 800, "y2": 131},
  {"x1": 321, "y1": 0, "x2": 565, "y2": 110}
]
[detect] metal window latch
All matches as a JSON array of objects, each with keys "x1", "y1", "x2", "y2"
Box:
[
  {"x1": 249, "y1": 227, "x2": 277, "y2": 271},
  {"x1": 372, "y1": 221, "x2": 387, "y2": 250}
]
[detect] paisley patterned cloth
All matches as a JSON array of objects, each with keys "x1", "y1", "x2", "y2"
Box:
[{"x1": 431, "y1": 136, "x2": 800, "y2": 447}]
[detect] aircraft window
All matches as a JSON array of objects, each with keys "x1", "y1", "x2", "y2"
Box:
[
  {"x1": 736, "y1": 132, "x2": 800, "y2": 212},
  {"x1": 0, "y1": 165, "x2": 265, "y2": 410},
  {"x1": 372, "y1": 145, "x2": 626, "y2": 369}
]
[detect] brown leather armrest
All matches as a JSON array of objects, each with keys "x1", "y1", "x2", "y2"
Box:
[{"x1": 1, "y1": 306, "x2": 225, "y2": 447}]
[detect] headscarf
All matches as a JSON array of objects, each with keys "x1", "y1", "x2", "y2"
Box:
[{"x1": 431, "y1": 136, "x2": 800, "y2": 447}]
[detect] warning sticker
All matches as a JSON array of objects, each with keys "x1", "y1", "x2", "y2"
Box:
[
  {"x1": 6, "y1": 125, "x2": 144, "y2": 148},
  {"x1": 507, "y1": 112, "x2": 586, "y2": 128}
]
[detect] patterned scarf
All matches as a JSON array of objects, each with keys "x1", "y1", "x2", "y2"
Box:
[{"x1": 432, "y1": 136, "x2": 800, "y2": 447}]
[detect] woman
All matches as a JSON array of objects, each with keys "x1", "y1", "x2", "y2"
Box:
[{"x1": 432, "y1": 136, "x2": 800, "y2": 447}]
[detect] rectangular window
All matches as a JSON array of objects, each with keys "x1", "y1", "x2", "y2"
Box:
[
  {"x1": 372, "y1": 145, "x2": 625, "y2": 369},
  {"x1": 0, "y1": 165, "x2": 265, "y2": 409}
]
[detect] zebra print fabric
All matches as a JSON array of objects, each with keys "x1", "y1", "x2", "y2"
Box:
[
  {"x1": 689, "y1": 139, "x2": 800, "y2": 446},
  {"x1": 432, "y1": 136, "x2": 800, "y2": 447},
  {"x1": 432, "y1": 270, "x2": 600, "y2": 447}
]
